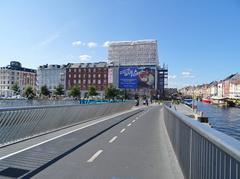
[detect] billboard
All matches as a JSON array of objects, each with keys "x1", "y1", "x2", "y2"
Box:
[
  {"x1": 137, "y1": 67, "x2": 155, "y2": 89},
  {"x1": 119, "y1": 66, "x2": 155, "y2": 89},
  {"x1": 108, "y1": 68, "x2": 113, "y2": 84},
  {"x1": 119, "y1": 67, "x2": 138, "y2": 89}
]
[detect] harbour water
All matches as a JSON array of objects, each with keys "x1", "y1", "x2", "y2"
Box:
[{"x1": 197, "y1": 102, "x2": 240, "y2": 141}]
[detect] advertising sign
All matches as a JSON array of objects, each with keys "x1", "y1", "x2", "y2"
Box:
[
  {"x1": 119, "y1": 67, "x2": 138, "y2": 89},
  {"x1": 108, "y1": 68, "x2": 113, "y2": 84},
  {"x1": 137, "y1": 67, "x2": 155, "y2": 89},
  {"x1": 119, "y1": 66, "x2": 155, "y2": 89}
]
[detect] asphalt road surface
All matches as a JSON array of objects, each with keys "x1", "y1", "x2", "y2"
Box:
[{"x1": 0, "y1": 105, "x2": 183, "y2": 179}]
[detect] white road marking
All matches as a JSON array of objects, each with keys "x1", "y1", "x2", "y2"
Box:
[
  {"x1": 109, "y1": 136, "x2": 118, "y2": 143},
  {"x1": 0, "y1": 110, "x2": 132, "y2": 161},
  {"x1": 87, "y1": 150, "x2": 103, "y2": 163},
  {"x1": 132, "y1": 120, "x2": 136, "y2": 123},
  {"x1": 136, "y1": 117, "x2": 139, "y2": 120},
  {"x1": 127, "y1": 123, "x2": 131, "y2": 127},
  {"x1": 120, "y1": 128, "x2": 126, "y2": 133}
]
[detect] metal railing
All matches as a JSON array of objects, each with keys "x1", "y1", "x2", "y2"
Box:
[
  {"x1": 163, "y1": 105, "x2": 240, "y2": 179},
  {"x1": 0, "y1": 102, "x2": 134, "y2": 147}
]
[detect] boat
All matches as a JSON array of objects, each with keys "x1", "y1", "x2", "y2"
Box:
[
  {"x1": 202, "y1": 97, "x2": 211, "y2": 103},
  {"x1": 183, "y1": 98, "x2": 193, "y2": 107}
]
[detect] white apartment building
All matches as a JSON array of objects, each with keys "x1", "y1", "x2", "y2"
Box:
[
  {"x1": 0, "y1": 61, "x2": 36, "y2": 97},
  {"x1": 37, "y1": 64, "x2": 66, "y2": 93},
  {"x1": 217, "y1": 82, "x2": 223, "y2": 98},
  {"x1": 229, "y1": 73, "x2": 240, "y2": 99},
  {"x1": 107, "y1": 39, "x2": 159, "y2": 66}
]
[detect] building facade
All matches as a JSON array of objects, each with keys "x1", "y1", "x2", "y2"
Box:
[
  {"x1": 108, "y1": 40, "x2": 158, "y2": 66},
  {"x1": 0, "y1": 61, "x2": 36, "y2": 97},
  {"x1": 66, "y1": 62, "x2": 108, "y2": 97},
  {"x1": 107, "y1": 39, "x2": 167, "y2": 97},
  {"x1": 37, "y1": 64, "x2": 66, "y2": 94},
  {"x1": 229, "y1": 73, "x2": 240, "y2": 99}
]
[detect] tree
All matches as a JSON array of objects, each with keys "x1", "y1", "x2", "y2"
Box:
[
  {"x1": 54, "y1": 84, "x2": 64, "y2": 96},
  {"x1": 105, "y1": 85, "x2": 118, "y2": 100},
  {"x1": 24, "y1": 85, "x2": 35, "y2": 99},
  {"x1": 69, "y1": 85, "x2": 80, "y2": 98},
  {"x1": 11, "y1": 83, "x2": 20, "y2": 95},
  {"x1": 88, "y1": 86, "x2": 97, "y2": 97},
  {"x1": 40, "y1": 85, "x2": 50, "y2": 96}
]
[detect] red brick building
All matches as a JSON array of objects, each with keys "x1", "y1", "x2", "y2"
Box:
[{"x1": 66, "y1": 62, "x2": 108, "y2": 96}]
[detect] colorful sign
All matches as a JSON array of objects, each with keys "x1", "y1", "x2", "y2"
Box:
[
  {"x1": 137, "y1": 67, "x2": 155, "y2": 89},
  {"x1": 119, "y1": 67, "x2": 138, "y2": 88},
  {"x1": 118, "y1": 66, "x2": 155, "y2": 89}
]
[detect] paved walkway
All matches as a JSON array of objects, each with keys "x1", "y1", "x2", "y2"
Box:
[{"x1": 0, "y1": 106, "x2": 183, "y2": 179}]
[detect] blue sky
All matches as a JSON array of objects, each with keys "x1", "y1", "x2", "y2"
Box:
[{"x1": 0, "y1": 0, "x2": 240, "y2": 88}]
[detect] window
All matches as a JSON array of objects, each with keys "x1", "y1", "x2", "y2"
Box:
[
  {"x1": 83, "y1": 80, "x2": 86, "y2": 84},
  {"x1": 93, "y1": 74, "x2": 96, "y2": 78},
  {"x1": 78, "y1": 80, "x2": 81, "y2": 84},
  {"x1": 78, "y1": 74, "x2": 81, "y2": 78},
  {"x1": 93, "y1": 79, "x2": 96, "y2": 84},
  {"x1": 73, "y1": 79, "x2": 76, "y2": 84},
  {"x1": 74, "y1": 74, "x2": 76, "y2": 78},
  {"x1": 69, "y1": 74, "x2": 71, "y2": 78},
  {"x1": 98, "y1": 80, "x2": 101, "y2": 84},
  {"x1": 88, "y1": 80, "x2": 91, "y2": 84},
  {"x1": 98, "y1": 74, "x2": 101, "y2": 78},
  {"x1": 88, "y1": 74, "x2": 91, "y2": 78}
]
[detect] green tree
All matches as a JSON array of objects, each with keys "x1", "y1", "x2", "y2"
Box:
[
  {"x1": 40, "y1": 85, "x2": 50, "y2": 96},
  {"x1": 88, "y1": 86, "x2": 97, "y2": 97},
  {"x1": 24, "y1": 85, "x2": 35, "y2": 99},
  {"x1": 69, "y1": 85, "x2": 80, "y2": 98},
  {"x1": 105, "y1": 85, "x2": 118, "y2": 100},
  {"x1": 11, "y1": 83, "x2": 20, "y2": 95},
  {"x1": 54, "y1": 84, "x2": 64, "y2": 96}
]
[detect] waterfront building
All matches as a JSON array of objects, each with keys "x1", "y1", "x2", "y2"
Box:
[
  {"x1": 0, "y1": 61, "x2": 36, "y2": 97},
  {"x1": 209, "y1": 81, "x2": 218, "y2": 97},
  {"x1": 222, "y1": 74, "x2": 236, "y2": 98},
  {"x1": 107, "y1": 39, "x2": 167, "y2": 97},
  {"x1": 66, "y1": 62, "x2": 108, "y2": 97},
  {"x1": 37, "y1": 64, "x2": 66, "y2": 94},
  {"x1": 229, "y1": 73, "x2": 240, "y2": 99}
]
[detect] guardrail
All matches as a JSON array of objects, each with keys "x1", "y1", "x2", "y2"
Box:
[
  {"x1": 163, "y1": 105, "x2": 240, "y2": 179},
  {"x1": 0, "y1": 102, "x2": 134, "y2": 147}
]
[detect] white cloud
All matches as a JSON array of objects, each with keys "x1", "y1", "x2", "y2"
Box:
[
  {"x1": 38, "y1": 33, "x2": 60, "y2": 47},
  {"x1": 181, "y1": 71, "x2": 191, "y2": 76},
  {"x1": 87, "y1": 42, "x2": 97, "y2": 48},
  {"x1": 181, "y1": 70, "x2": 195, "y2": 78},
  {"x1": 72, "y1": 41, "x2": 82, "y2": 46},
  {"x1": 169, "y1": 75, "x2": 177, "y2": 79},
  {"x1": 79, "y1": 54, "x2": 92, "y2": 62},
  {"x1": 102, "y1": 41, "x2": 110, "y2": 48}
]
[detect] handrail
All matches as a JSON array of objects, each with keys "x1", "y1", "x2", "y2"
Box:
[
  {"x1": 0, "y1": 102, "x2": 135, "y2": 147},
  {"x1": 163, "y1": 104, "x2": 240, "y2": 179}
]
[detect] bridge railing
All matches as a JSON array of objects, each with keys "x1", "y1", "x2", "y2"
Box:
[
  {"x1": 163, "y1": 105, "x2": 240, "y2": 179},
  {"x1": 0, "y1": 102, "x2": 134, "y2": 147}
]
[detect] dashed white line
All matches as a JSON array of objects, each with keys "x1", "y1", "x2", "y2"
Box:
[
  {"x1": 109, "y1": 136, "x2": 118, "y2": 143},
  {"x1": 127, "y1": 123, "x2": 131, "y2": 127},
  {"x1": 132, "y1": 120, "x2": 136, "y2": 123},
  {"x1": 120, "y1": 128, "x2": 126, "y2": 133},
  {"x1": 87, "y1": 150, "x2": 103, "y2": 163},
  {"x1": 136, "y1": 117, "x2": 139, "y2": 120}
]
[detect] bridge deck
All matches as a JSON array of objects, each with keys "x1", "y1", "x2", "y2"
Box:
[{"x1": 0, "y1": 106, "x2": 183, "y2": 179}]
